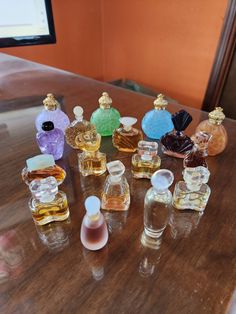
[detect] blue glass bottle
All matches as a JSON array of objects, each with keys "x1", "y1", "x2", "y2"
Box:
[{"x1": 142, "y1": 94, "x2": 174, "y2": 140}]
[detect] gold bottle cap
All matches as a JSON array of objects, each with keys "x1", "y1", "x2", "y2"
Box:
[
  {"x1": 43, "y1": 93, "x2": 60, "y2": 111},
  {"x1": 208, "y1": 107, "x2": 225, "y2": 125},
  {"x1": 98, "y1": 92, "x2": 112, "y2": 109},
  {"x1": 153, "y1": 94, "x2": 168, "y2": 110}
]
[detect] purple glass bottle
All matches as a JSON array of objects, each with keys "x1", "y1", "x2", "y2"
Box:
[{"x1": 36, "y1": 121, "x2": 64, "y2": 160}]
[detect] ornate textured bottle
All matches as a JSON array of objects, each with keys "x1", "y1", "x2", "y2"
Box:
[
  {"x1": 161, "y1": 110, "x2": 194, "y2": 158},
  {"x1": 172, "y1": 166, "x2": 211, "y2": 212},
  {"x1": 35, "y1": 93, "x2": 70, "y2": 133},
  {"x1": 80, "y1": 196, "x2": 109, "y2": 250},
  {"x1": 184, "y1": 131, "x2": 211, "y2": 168},
  {"x1": 90, "y1": 92, "x2": 120, "y2": 136},
  {"x1": 29, "y1": 176, "x2": 70, "y2": 225},
  {"x1": 141, "y1": 169, "x2": 174, "y2": 249},
  {"x1": 131, "y1": 141, "x2": 161, "y2": 179},
  {"x1": 141, "y1": 94, "x2": 174, "y2": 139},
  {"x1": 195, "y1": 107, "x2": 228, "y2": 156},
  {"x1": 112, "y1": 117, "x2": 143, "y2": 152},
  {"x1": 101, "y1": 160, "x2": 130, "y2": 211},
  {"x1": 36, "y1": 121, "x2": 64, "y2": 160},
  {"x1": 22, "y1": 154, "x2": 66, "y2": 185},
  {"x1": 65, "y1": 106, "x2": 96, "y2": 149}
]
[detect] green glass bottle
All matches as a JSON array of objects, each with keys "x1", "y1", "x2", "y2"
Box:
[{"x1": 90, "y1": 92, "x2": 120, "y2": 136}]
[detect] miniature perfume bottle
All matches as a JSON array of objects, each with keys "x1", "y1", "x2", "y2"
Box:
[
  {"x1": 195, "y1": 107, "x2": 228, "y2": 156},
  {"x1": 161, "y1": 110, "x2": 194, "y2": 158},
  {"x1": 35, "y1": 94, "x2": 70, "y2": 133},
  {"x1": 172, "y1": 166, "x2": 211, "y2": 212},
  {"x1": 22, "y1": 154, "x2": 66, "y2": 185},
  {"x1": 90, "y1": 92, "x2": 120, "y2": 136},
  {"x1": 184, "y1": 131, "x2": 211, "y2": 168},
  {"x1": 65, "y1": 106, "x2": 96, "y2": 149},
  {"x1": 112, "y1": 117, "x2": 143, "y2": 152},
  {"x1": 101, "y1": 161, "x2": 130, "y2": 211},
  {"x1": 132, "y1": 141, "x2": 161, "y2": 179},
  {"x1": 141, "y1": 94, "x2": 174, "y2": 139},
  {"x1": 141, "y1": 169, "x2": 174, "y2": 249},
  {"x1": 29, "y1": 176, "x2": 70, "y2": 225},
  {"x1": 80, "y1": 196, "x2": 109, "y2": 250},
  {"x1": 36, "y1": 121, "x2": 64, "y2": 160}
]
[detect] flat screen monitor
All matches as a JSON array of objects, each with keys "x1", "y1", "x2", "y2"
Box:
[{"x1": 0, "y1": 0, "x2": 56, "y2": 48}]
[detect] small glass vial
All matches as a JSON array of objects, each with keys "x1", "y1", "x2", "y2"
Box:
[
  {"x1": 172, "y1": 166, "x2": 211, "y2": 212},
  {"x1": 131, "y1": 141, "x2": 161, "y2": 179},
  {"x1": 141, "y1": 94, "x2": 174, "y2": 139},
  {"x1": 161, "y1": 110, "x2": 194, "y2": 158},
  {"x1": 22, "y1": 154, "x2": 66, "y2": 185},
  {"x1": 29, "y1": 176, "x2": 70, "y2": 225},
  {"x1": 184, "y1": 131, "x2": 212, "y2": 168},
  {"x1": 90, "y1": 92, "x2": 120, "y2": 136},
  {"x1": 141, "y1": 169, "x2": 174, "y2": 249},
  {"x1": 80, "y1": 196, "x2": 109, "y2": 250},
  {"x1": 195, "y1": 107, "x2": 228, "y2": 156},
  {"x1": 112, "y1": 117, "x2": 143, "y2": 152},
  {"x1": 101, "y1": 160, "x2": 130, "y2": 211},
  {"x1": 36, "y1": 121, "x2": 64, "y2": 160},
  {"x1": 65, "y1": 106, "x2": 96, "y2": 149},
  {"x1": 35, "y1": 93, "x2": 70, "y2": 133}
]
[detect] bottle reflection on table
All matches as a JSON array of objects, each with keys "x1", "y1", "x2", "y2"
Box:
[
  {"x1": 83, "y1": 246, "x2": 108, "y2": 281},
  {"x1": 103, "y1": 211, "x2": 128, "y2": 235}
]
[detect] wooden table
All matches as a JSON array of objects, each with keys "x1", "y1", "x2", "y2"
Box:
[{"x1": 0, "y1": 53, "x2": 235, "y2": 314}]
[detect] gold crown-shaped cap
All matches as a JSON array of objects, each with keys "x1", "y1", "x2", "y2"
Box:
[
  {"x1": 208, "y1": 107, "x2": 225, "y2": 125},
  {"x1": 154, "y1": 94, "x2": 168, "y2": 109},
  {"x1": 43, "y1": 93, "x2": 60, "y2": 111},
  {"x1": 98, "y1": 92, "x2": 112, "y2": 109}
]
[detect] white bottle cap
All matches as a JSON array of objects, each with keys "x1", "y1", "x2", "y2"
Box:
[
  {"x1": 151, "y1": 169, "x2": 174, "y2": 191},
  {"x1": 120, "y1": 117, "x2": 137, "y2": 131},
  {"x1": 73, "y1": 106, "x2": 84, "y2": 119},
  {"x1": 85, "y1": 196, "x2": 101, "y2": 217},
  {"x1": 26, "y1": 154, "x2": 55, "y2": 171}
]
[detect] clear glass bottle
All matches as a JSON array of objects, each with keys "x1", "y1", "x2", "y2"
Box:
[
  {"x1": 161, "y1": 110, "x2": 194, "y2": 158},
  {"x1": 112, "y1": 117, "x2": 143, "y2": 152},
  {"x1": 65, "y1": 106, "x2": 96, "y2": 149},
  {"x1": 36, "y1": 121, "x2": 64, "y2": 160},
  {"x1": 141, "y1": 94, "x2": 174, "y2": 139},
  {"x1": 35, "y1": 93, "x2": 70, "y2": 133},
  {"x1": 101, "y1": 160, "x2": 130, "y2": 211},
  {"x1": 131, "y1": 140, "x2": 161, "y2": 179},
  {"x1": 29, "y1": 176, "x2": 70, "y2": 225},
  {"x1": 141, "y1": 169, "x2": 174, "y2": 249},
  {"x1": 195, "y1": 107, "x2": 228, "y2": 156},
  {"x1": 172, "y1": 166, "x2": 211, "y2": 212},
  {"x1": 184, "y1": 131, "x2": 212, "y2": 168},
  {"x1": 90, "y1": 92, "x2": 120, "y2": 136},
  {"x1": 80, "y1": 196, "x2": 109, "y2": 251},
  {"x1": 22, "y1": 154, "x2": 66, "y2": 185}
]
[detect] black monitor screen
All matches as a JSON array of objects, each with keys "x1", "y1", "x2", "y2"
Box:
[{"x1": 0, "y1": 0, "x2": 56, "y2": 48}]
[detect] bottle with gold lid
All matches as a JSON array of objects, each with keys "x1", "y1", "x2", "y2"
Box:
[
  {"x1": 35, "y1": 94, "x2": 70, "y2": 133},
  {"x1": 141, "y1": 94, "x2": 174, "y2": 139},
  {"x1": 195, "y1": 107, "x2": 228, "y2": 156},
  {"x1": 90, "y1": 92, "x2": 120, "y2": 136}
]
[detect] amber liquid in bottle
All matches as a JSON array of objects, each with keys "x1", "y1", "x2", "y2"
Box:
[
  {"x1": 101, "y1": 192, "x2": 130, "y2": 211},
  {"x1": 22, "y1": 165, "x2": 66, "y2": 185},
  {"x1": 113, "y1": 128, "x2": 143, "y2": 152},
  {"x1": 65, "y1": 121, "x2": 96, "y2": 149},
  {"x1": 132, "y1": 156, "x2": 161, "y2": 179},
  {"x1": 78, "y1": 151, "x2": 106, "y2": 176}
]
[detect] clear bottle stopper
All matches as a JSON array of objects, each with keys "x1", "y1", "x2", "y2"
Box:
[
  {"x1": 151, "y1": 169, "x2": 174, "y2": 192},
  {"x1": 73, "y1": 106, "x2": 84, "y2": 120},
  {"x1": 29, "y1": 176, "x2": 58, "y2": 202},
  {"x1": 107, "y1": 160, "x2": 125, "y2": 182},
  {"x1": 85, "y1": 196, "x2": 101, "y2": 218},
  {"x1": 138, "y1": 141, "x2": 158, "y2": 161},
  {"x1": 120, "y1": 117, "x2": 137, "y2": 131}
]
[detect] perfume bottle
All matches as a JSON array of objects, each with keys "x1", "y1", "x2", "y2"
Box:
[
  {"x1": 161, "y1": 110, "x2": 194, "y2": 158},
  {"x1": 36, "y1": 121, "x2": 64, "y2": 160},
  {"x1": 112, "y1": 117, "x2": 143, "y2": 152},
  {"x1": 172, "y1": 166, "x2": 211, "y2": 212},
  {"x1": 65, "y1": 106, "x2": 96, "y2": 149},
  {"x1": 101, "y1": 160, "x2": 130, "y2": 211},
  {"x1": 141, "y1": 169, "x2": 174, "y2": 249},
  {"x1": 131, "y1": 141, "x2": 161, "y2": 179},
  {"x1": 141, "y1": 94, "x2": 174, "y2": 139},
  {"x1": 195, "y1": 107, "x2": 228, "y2": 156},
  {"x1": 90, "y1": 92, "x2": 120, "y2": 136},
  {"x1": 80, "y1": 196, "x2": 109, "y2": 250},
  {"x1": 29, "y1": 176, "x2": 70, "y2": 225},
  {"x1": 22, "y1": 154, "x2": 66, "y2": 185},
  {"x1": 184, "y1": 131, "x2": 211, "y2": 168},
  {"x1": 35, "y1": 94, "x2": 70, "y2": 133}
]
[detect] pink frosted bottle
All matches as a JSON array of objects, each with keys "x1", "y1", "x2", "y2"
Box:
[{"x1": 80, "y1": 196, "x2": 108, "y2": 251}]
